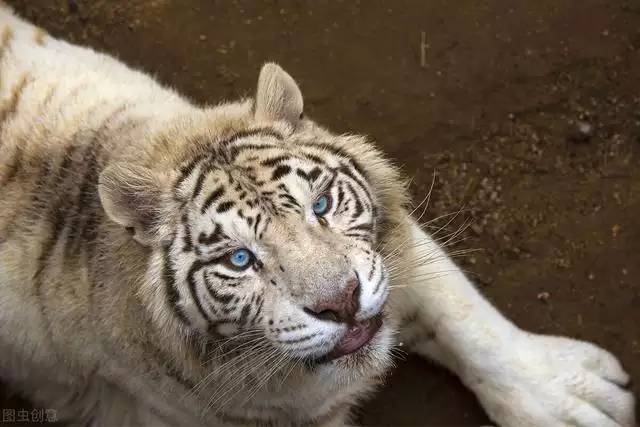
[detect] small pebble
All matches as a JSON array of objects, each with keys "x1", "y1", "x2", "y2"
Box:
[
  {"x1": 612, "y1": 224, "x2": 621, "y2": 237},
  {"x1": 566, "y1": 120, "x2": 594, "y2": 143},
  {"x1": 471, "y1": 224, "x2": 484, "y2": 235},
  {"x1": 537, "y1": 291, "x2": 550, "y2": 301}
]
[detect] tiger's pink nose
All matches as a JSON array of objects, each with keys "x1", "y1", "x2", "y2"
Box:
[{"x1": 304, "y1": 278, "x2": 360, "y2": 324}]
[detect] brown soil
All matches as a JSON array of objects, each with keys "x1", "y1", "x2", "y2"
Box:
[{"x1": 2, "y1": 0, "x2": 639, "y2": 425}]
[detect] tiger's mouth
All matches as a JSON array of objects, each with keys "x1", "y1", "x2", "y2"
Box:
[{"x1": 323, "y1": 313, "x2": 384, "y2": 362}]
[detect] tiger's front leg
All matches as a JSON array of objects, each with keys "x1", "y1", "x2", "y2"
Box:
[{"x1": 387, "y1": 216, "x2": 635, "y2": 427}]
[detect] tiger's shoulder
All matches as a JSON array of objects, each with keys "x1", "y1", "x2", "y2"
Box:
[
  {"x1": 0, "y1": 1, "x2": 199, "y2": 190},
  {"x1": 0, "y1": 1, "x2": 191, "y2": 115},
  {"x1": 0, "y1": 2, "x2": 203, "y2": 283}
]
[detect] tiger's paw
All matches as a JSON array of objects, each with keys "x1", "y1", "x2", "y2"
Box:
[{"x1": 465, "y1": 331, "x2": 636, "y2": 427}]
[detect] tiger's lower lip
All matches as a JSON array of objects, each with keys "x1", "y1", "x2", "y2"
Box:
[{"x1": 324, "y1": 313, "x2": 384, "y2": 361}]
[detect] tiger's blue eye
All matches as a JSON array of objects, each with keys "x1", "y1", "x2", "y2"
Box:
[
  {"x1": 229, "y1": 248, "x2": 253, "y2": 269},
  {"x1": 312, "y1": 194, "x2": 332, "y2": 216}
]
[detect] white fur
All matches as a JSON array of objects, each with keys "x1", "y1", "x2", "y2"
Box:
[{"x1": 0, "y1": 3, "x2": 634, "y2": 427}]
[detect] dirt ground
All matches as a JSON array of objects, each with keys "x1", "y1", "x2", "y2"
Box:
[{"x1": 2, "y1": 0, "x2": 639, "y2": 425}]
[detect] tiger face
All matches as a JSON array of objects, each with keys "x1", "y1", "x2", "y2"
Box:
[
  {"x1": 99, "y1": 63, "x2": 404, "y2": 366},
  {"x1": 171, "y1": 134, "x2": 389, "y2": 363}
]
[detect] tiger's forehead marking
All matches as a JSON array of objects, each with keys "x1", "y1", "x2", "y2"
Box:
[
  {"x1": 176, "y1": 126, "x2": 367, "y2": 183},
  {"x1": 175, "y1": 128, "x2": 370, "y2": 205}
]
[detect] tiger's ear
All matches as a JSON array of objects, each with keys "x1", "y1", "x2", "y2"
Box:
[
  {"x1": 98, "y1": 163, "x2": 178, "y2": 246},
  {"x1": 254, "y1": 62, "x2": 304, "y2": 125}
]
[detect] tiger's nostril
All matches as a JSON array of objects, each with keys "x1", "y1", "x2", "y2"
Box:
[
  {"x1": 304, "y1": 308, "x2": 341, "y2": 323},
  {"x1": 304, "y1": 276, "x2": 361, "y2": 324},
  {"x1": 346, "y1": 278, "x2": 359, "y2": 300}
]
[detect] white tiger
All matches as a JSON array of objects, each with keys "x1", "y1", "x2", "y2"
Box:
[{"x1": 0, "y1": 3, "x2": 634, "y2": 427}]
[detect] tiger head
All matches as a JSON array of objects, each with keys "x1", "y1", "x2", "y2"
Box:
[{"x1": 98, "y1": 63, "x2": 409, "y2": 367}]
